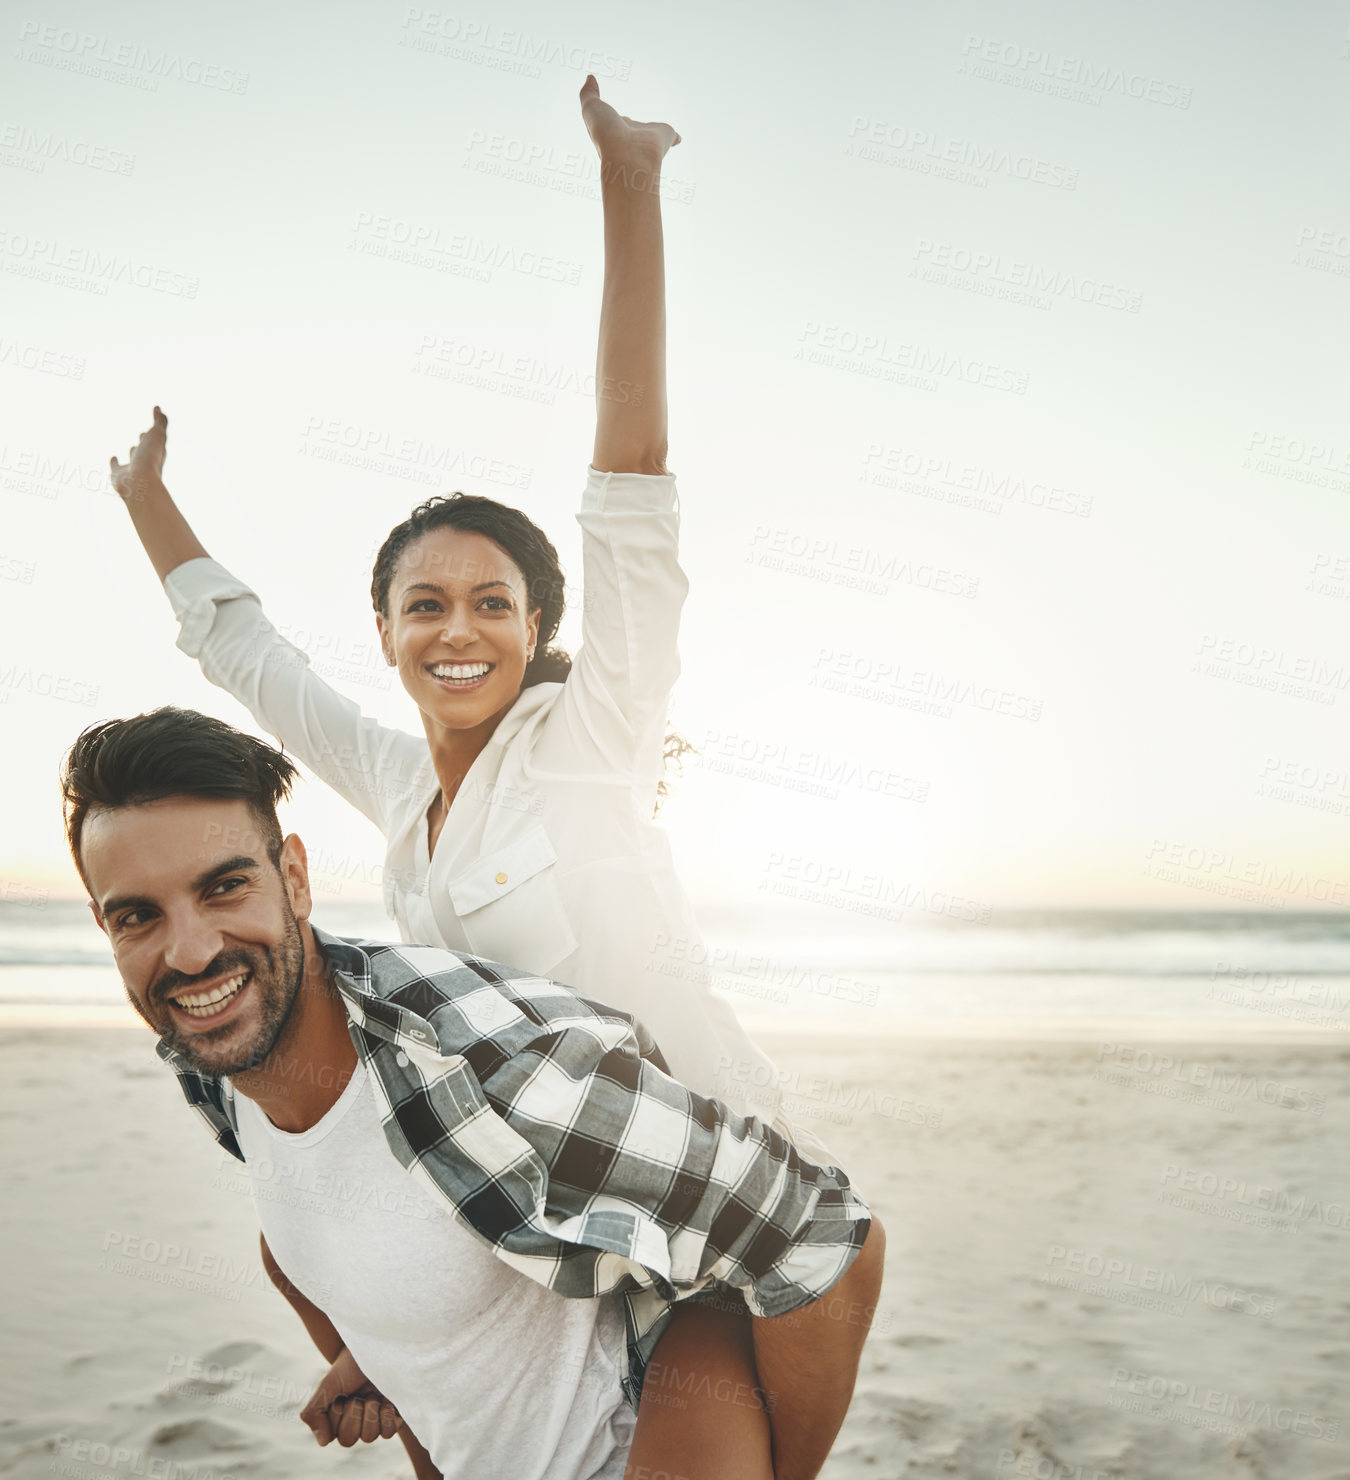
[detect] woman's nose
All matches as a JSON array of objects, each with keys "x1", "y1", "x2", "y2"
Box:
[{"x1": 440, "y1": 604, "x2": 476, "y2": 644}]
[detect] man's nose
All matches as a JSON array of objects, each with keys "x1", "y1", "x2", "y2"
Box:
[{"x1": 160, "y1": 909, "x2": 226, "y2": 979}]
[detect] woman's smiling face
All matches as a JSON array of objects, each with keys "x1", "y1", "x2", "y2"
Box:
[{"x1": 376, "y1": 527, "x2": 541, "y2": 733}]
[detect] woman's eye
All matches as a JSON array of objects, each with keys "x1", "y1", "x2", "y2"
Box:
[
  {"x1": 480, "y1": 596, "x2": 511, "y2": 611},
  {"x1": 408, "y1": 599, "x2": 440, "y2": 613}
]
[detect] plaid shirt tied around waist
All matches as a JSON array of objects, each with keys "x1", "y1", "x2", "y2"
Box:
[{"x1": 158, "y1": 925, "x2": 873, "y2": 1409}]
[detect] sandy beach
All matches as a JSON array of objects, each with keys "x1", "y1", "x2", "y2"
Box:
[{"x1": 2, "y1": 1026, "x2": 1348, "y2": 1480}]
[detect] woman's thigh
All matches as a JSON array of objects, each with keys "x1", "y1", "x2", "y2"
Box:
[{"x1": 624, "y1": 1298, "x2": 773, "y2": 1480}]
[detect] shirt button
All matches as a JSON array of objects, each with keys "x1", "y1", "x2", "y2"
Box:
[
  {"x1": 495, "y1": 871, "x2": 508, "y2": 885},
  {"x1": 396, "y1": 1051, "x2": 409, "y2": 1067}
]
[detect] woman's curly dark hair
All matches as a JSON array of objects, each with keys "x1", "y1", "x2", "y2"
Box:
[{"x1": 371, "y1": 492, "x2": 692, "y2": 812}]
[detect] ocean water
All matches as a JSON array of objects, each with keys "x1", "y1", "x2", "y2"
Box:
[{"x1": 3, "y1": 898, "x2": 1348, "y2": 1039}]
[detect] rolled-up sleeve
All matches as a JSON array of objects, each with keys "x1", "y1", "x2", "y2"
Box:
[
  {"x1": 163, "y1": 557, "x2": 425, "y2": 833},
  {"x1": 477, "y1": 1007, "x2": 872, "y2": 1320},
  {"x1": 537, "y1": 467, "x2": 690, "y2": 778}
]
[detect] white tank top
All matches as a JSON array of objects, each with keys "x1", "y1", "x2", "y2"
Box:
[{"x1": 233, "y1": 1062, "x2": 636, "y2": 1479}]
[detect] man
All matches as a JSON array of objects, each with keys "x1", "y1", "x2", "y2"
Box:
[{"x1": 61, "y1": 706, "x2": 885, "y2": 1480}]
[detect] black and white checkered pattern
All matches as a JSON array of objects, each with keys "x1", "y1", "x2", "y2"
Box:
[{"x1": 158, "y1": 925, "x2": 872, "y2": 1409}]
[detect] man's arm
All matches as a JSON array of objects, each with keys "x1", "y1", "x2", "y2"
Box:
[
  {"x1": 259, "y1": 1233, "x2": 442, "y2": 1478},
  {"x1": 579, "y1": 76, "x2": 679, "y2": 475}
]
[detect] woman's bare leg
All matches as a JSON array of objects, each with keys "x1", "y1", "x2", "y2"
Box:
[
  {"x1": 580, "y1": 73, "x2": 678, "y2": 476},
  {"x1": 580, "y1": 78, "x2": 774, "y2": 1480},
  {"x1": 624, "y1": 1301, "x2": 773, "y2": 1480}
]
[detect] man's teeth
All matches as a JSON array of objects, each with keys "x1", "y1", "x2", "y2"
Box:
[
  {"x1": 430, "y1": 662, "x2": 492, "y2": 683},
  {"x1": 174, "y1": 973, "x2": 249, "y2": 1017}
]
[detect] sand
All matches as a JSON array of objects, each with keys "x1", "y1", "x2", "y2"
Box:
[{"x1": 2, "y1": 1027, "x2": 1348, "y2": 1480}]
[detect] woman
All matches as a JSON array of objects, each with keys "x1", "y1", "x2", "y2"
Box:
[{"x1": 111, "y1": 78, "x2": 834, "y2": 1480}]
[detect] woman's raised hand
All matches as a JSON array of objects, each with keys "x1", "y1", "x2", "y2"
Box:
[
  {"x1": 109, "y1": 405, "x2": 168, "y2": 503},
  {"x1": 579, "y1": 74, "x2": 681, "y2": 167}
]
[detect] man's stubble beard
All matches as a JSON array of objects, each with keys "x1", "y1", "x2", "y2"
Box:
[{"x1": 149, "y1": 899, "x2": 307, "y2": 1078}]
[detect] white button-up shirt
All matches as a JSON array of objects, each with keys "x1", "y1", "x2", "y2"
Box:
[{"x1": 163, "y1": 467, "x2": 798, "y2": 1135}]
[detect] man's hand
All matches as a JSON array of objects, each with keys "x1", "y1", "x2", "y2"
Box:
[
  {"x1": 109, "y1": 405, "x2": 168, "y2": 502},
  {"x1": 579, "y1": 74, "x2": 680, "y2": 167},
  {"x1": 299, "y1": 1345, "x2": 404, "y2": 1448}
]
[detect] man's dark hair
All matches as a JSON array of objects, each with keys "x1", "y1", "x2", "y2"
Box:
[{"x1": 61, "y1": 707, "x2": 299, "y2": 894}]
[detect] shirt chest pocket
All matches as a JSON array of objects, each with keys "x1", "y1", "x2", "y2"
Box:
[{"x1": 444, "y1": 824, "x2": 579, "y2": 979}]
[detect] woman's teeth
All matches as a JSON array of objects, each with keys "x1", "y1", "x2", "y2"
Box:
[
  {"x1": 430, "y1": 662, "x2": 492, "y2": 685},
  {"x1": 174, "y1": 972, "x2": 249, "y2": 1017}
]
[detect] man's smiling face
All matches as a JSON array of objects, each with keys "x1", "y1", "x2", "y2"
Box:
[{"x1": 81, "y1": 796, "x2": 309, "y2": 1077}]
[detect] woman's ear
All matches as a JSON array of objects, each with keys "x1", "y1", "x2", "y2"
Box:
[{"x1": 374, "y1": 612, "x2": 395, "y2": 666}]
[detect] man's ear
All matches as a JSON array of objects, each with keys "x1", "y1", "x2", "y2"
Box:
[
  {"x1": 279, "y1": 833, "x2": 313, "y2": 924},
  {"x1": 87, "y1": 899, "x2": 107, "y2": 938}
]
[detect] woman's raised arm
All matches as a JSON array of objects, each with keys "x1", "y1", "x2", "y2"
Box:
[
  {"x1": 109, "y1": 406, "x2": 209, "y2": 582},
  {"x1": 579, "y1": 76, "x2": 680, "y2": 476}
]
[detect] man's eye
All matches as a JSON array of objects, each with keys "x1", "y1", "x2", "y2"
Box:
[
  {"x1": 209, "y1": 878, "x2": 246, "y2": 897},
  {"x1": 115, "y1": 910, "x2": 150, "y2": 930}
]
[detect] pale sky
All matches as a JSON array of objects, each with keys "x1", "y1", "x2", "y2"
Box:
[{"x1": 3, "y1": 0, "x2": 1348, "y2": 917}]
